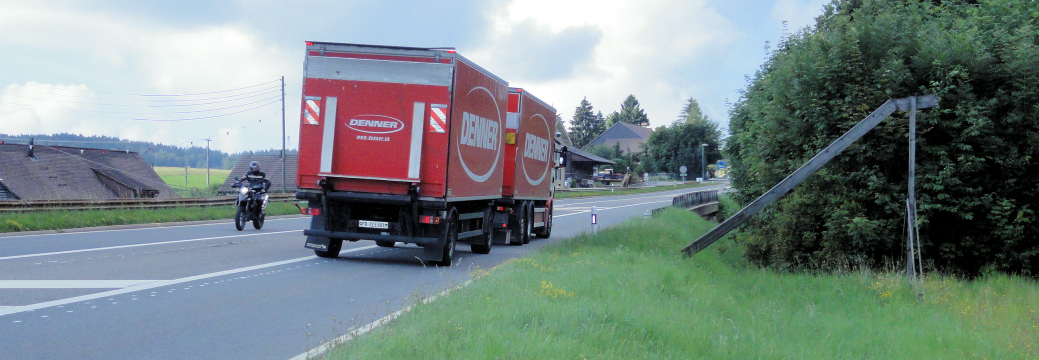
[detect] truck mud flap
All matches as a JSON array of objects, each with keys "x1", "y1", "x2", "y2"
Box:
[
  {"x1": 303, "y1": 229, "x2": 439, "y2": 247},
  {"x1": 305, "y1": 235, "x2": 332, "y2": 251}
]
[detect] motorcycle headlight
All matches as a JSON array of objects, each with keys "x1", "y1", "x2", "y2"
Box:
[{"x1": 239, "y1": 187, "x2": 249, "y2": 195}]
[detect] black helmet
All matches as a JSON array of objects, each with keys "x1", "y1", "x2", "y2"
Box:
[{"x1": 249, "y1": 161, "x2": 260, "y2": 172}]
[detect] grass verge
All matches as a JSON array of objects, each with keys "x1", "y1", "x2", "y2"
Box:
[
  {"x1": 0, "y1": 201, "x2": 304, "y2": 233},
  {"x1": 555, "y1": 181, "x2": 720, "y2": 199},
  {"x1": 324, "y1": 208, "x2": 1038, "y2": 359}
]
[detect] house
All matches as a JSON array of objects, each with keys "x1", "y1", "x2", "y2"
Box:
[
  {"x1": 217, "y1": 154, "x2": 298, "y2": 195},
  {"x1": 584, "y1": 122, "x2": 652, "y2": 154},
  {"x1": 564, "y1": 147, "x2": 614, "y2": 186},
  {"x1": 0, "y1": 143, "x2": 179, "y2": 201}
]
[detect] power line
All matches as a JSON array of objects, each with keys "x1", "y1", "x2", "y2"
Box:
[
  {"x1": 132, "y1": 99, "x2": 281, "y2": 121},
  {"x1": 0, "y1": 79, "x2": 279, "y2": 97}
]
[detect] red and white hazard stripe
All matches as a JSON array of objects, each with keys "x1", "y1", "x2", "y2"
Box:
[
  {"x1": 429, "y1": 105, "x2": 447, "y2": 133},
  {"x1": 304, "y1": 98, "x2": 321, "y2": 125}
]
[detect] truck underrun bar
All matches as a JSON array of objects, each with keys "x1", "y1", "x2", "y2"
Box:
[{"x1": 303, "y1": 229, "x2": 439, "y2": 246}]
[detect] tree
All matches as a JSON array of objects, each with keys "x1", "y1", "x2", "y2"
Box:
[
  {"x1": 642, "y1": 98, "x2": 723, "y2": 177},
  {"x1": 678, "y1": 98, "x2": 708, "y2": 125},
  {"x1": 569, "y1": 98, "x2": 606, "y2": 148},
  {"x1": 612, "y1": 95, "x2": 650, "y2": 127},
  {"x1": 726, "y1": 0, "x2": 1039, "y2": 277}
]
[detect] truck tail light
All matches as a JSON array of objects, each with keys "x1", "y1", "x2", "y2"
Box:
[
  {"x1": 300, "y1": 207, "x2": 321, "y2": 216},
  {"x1": 495, "y1": 206, "x2": 513, "y2": 212},
  {"x1": 419, "y1": 215, "x2": 441, "y2": 224}
]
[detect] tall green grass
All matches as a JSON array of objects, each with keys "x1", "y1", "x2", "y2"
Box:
[
  {"x1": 324, "y1": 208, "x2": 1038, "y2": 359},
  {"x1": 0, "y1": 202, "x2": 304, "y2": 233}
]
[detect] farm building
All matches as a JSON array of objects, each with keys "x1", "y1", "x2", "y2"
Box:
[
  {"x1": 0, "y1": 142, "x2": 178, "y2": 201},
  {"x1": 217, "y1": 154, "x2": 298, "y2": 195},
  {"x1": 584, "y1": 122, "x2": 652, "y2": 154}
]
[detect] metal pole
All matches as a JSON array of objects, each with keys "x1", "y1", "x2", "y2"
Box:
[
  {"x1": 281, "y1": 76, "x2": 287, "y2": 193},
  {"x1": 907, "y1": 96, "x2": 924, "y2": 300},
  {"x1": 701, "y1": 143, "x2": 706, "y2": 181},
  {"x1": 204, "y1": 138, "x2": 211, "y2": 186},
  {"x1": 681, "y1": 95, "x2": 938, "y2": 256}
]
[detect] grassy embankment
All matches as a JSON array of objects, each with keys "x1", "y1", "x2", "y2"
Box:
[
  {"x1": 323, "y1": 198, "x2": 1038, "y2": 359},
  {"x1": 0, "y1": 202, "x2": 303, "y2": 233},
  {"x1": 154, "y1": 166, "x2": 232, "y2": 197},
  {"x1": 0, "y1": 166, "x2": 304, "y2": 233},
  {"x1": 555, "y1": 181, "x2": 719, "y2": 199}
]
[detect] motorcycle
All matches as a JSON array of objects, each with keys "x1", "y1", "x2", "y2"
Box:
[{"x1": 233, "y1": 177, "x2": 268, "y2": 231}]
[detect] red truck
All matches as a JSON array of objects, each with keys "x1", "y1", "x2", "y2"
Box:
[{"x1": 295, "y1": 42, "x2": 564, "y2": 266}]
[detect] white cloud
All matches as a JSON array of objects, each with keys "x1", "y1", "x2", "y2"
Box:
[
  {"x1": 0, "y1": 2, "x2": 299, "y2": 153},
  {"x1": 467, "y1": 0, "x2": 740, "y2": 129}
]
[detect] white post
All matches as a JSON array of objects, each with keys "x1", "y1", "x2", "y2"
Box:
[{"x1": 591, "y1": 206, "x2": 598, "y2": 234}]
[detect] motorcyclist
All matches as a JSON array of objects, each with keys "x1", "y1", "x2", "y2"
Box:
[{"x1": 238, "y1": 160, "x2": 271, "y2": 193}]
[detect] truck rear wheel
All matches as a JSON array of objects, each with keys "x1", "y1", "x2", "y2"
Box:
[
  {"x1": 432, "y1": 209, "x2": 458, "y2": 266},
  {"x1": 315, "y1": 238, "x2": 343, "y2": 258}
]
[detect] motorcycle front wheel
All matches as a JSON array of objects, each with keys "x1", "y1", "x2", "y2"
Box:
[
  {"x1": 252, "y1": 211, "x2": 265, "y2": 229},
  {"x1": 234, "y1": 206, "x2": 246, "y2": 231}
]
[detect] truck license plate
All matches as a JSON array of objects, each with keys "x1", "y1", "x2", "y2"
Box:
[{"x1": 358, "y1": 220, "x2": 389, "y2": 229}]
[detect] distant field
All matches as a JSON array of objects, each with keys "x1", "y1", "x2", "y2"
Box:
[{"x1": 154, "y1": 166, "x2": 232, "y2": 190}]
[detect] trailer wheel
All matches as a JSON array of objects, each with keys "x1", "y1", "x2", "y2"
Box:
[
  {"x1": 535, "y1": 207, "x2": 552, "y2": 238},
  {"x1": 376, "y1": 241, "x2": 395, "y2": 248},
  {"x1": 471, "y1": 208, "x2": 492, "y2": 254},
  {"x1": 234, "y1": 206, "x2": 246, "y2": 231},
  {"x1": 522, "y1": 202, "x2": 533, "y2": 244},
  {"x1": 432, "y1": 208, "x2": 458, "y2": 266},
  {"x1": 314, "y1": 238, "x2": 343, "y2": 258}
]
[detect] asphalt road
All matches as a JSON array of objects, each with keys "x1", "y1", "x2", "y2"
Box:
[{"x1": 0, "y1": 184, "x2": 725, "y2": 360}]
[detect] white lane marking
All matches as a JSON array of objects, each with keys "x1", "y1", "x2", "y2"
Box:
[
  {"x1": 554, "y1": 199, "x2": 671, "y2": 217},
  {"x1": 0, "y1": 245, "x2": 378, "y2": 317},
  {"x1": 0, "y1": 280, "x2": 160, "y2": 289},
  {"x1": 0, "y1": 217, "x2": 306, "y2": 239},
  {"x1": 0, "y1": 230, "x2": 297, "y2": 261},
  {"x1": 289, "y1": 280, "x2": 473, "y2": 360}
]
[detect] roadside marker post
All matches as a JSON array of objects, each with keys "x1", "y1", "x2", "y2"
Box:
[{"x1": 591, "y1": 206, "x2": 598, "y2": 234}]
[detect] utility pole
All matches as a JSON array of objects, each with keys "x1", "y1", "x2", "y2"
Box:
[
  {"x1": 701, "y1": 143, "x2": 707, "y2": 181},
  {"x1": 281, "y1": 76, "x2": 287, "y2": 193},
  {"x1": 203, "y1": 138, "x2": 212, "y2": 186}
]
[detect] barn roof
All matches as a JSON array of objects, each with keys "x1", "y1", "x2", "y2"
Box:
[
  {"x1": 0, "y1": 143, "x2": 179, "y2": 201},
  {"x1": 217, "y1": 154, "x2": 298, "y2": 194},
  {"x1": 585, "y1": 122, "x2": 652, "y2": 153}
]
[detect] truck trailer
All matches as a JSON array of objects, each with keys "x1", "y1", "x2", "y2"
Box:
[
  {"x1": 489, "y1": 88, "x2": 559, "y2": 246},
  {"x1": 295, "y1": 42, "x2": 562, "y2": 266}
]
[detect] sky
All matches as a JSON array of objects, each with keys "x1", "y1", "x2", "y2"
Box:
[{"x1": 0, "y1": 0, "x2": 831, "y2": 153}]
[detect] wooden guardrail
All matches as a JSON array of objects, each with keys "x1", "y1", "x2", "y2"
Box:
[{"x1": 0, "y1": 193, "x2": 297, "y2": 212}]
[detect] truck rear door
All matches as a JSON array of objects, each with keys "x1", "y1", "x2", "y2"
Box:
[{"x1": 297, "y1": 52, "x2": 453, "y2": 194}]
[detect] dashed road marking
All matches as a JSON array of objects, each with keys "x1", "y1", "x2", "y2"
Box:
[
  {"x1": 0, "y1": 230, "x2": 297, "y2": 262},
  {"x1": 0, "y1": 245, "x2": 378, "y2": 318}
]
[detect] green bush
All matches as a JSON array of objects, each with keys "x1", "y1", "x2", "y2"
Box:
[{"x1": 727, "y1": 0, "x2": 1039, "y2": 276}]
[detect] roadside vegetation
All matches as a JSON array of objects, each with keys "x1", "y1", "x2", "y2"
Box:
[
  {"x1": 154, "y1": 166, "x2": 232, "y2": 197},
  {"x1": 726, "y1": 0, "x2": 1039, "y2": 276},
  {"x1": 323, "y1": 205, "x2": 1037, "y2": 359},
  {"x1": 555, "y1": 181, "x2": 719, "y2": 199},
  {"x1": 0, "y1": 202, "x2": 303, "y2": 233}
]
